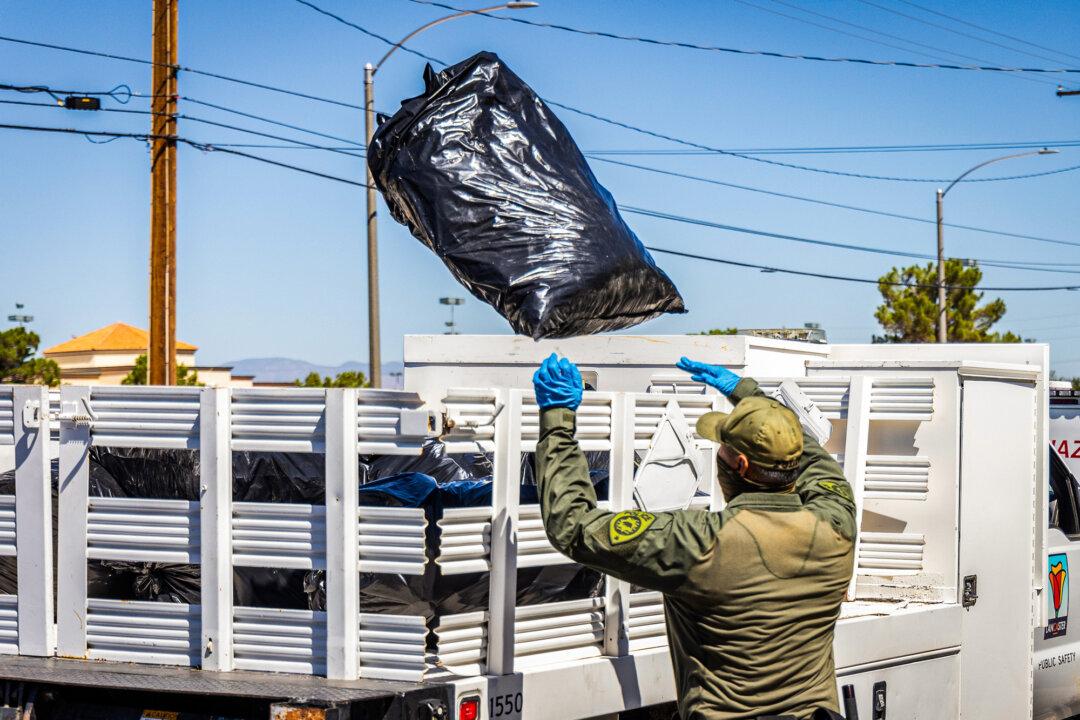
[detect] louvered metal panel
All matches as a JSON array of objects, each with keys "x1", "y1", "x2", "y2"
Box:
[
  {"x1": 0, "y1": 595, "x2": 17, "y2": 655},
  {"x1": 437, "y1": 507, "x2": 491, "y2": 574},
  {"x1": 647, "y1": 373, "x2": 706, "y2": 395},
  {"x1": 0, "y1": 496, "x2": 15, "y2": 557},
  {"x1": 514, "y1": 598, "x2": 605, "y2": 667},
  {"x1": 231, "y1": 389, "x2": 325, "y2": 453},
  {"x1": 358, "y1": 613, "x2": 427, "y2": 682},
  {"x1": 864, "y1": 456, "x2": 931, "y2": 497},
  {"x1": 756, "y1": 379, "x2": 851, "y2": 419},
  {"x1": 632, "y1": 394, "x2": 716, "y2": 450},
  {"x1": 627, "y1": 592, "x2": 666, "y2": 652},
  {"x1": 357, "y1": 506, "x2": 426, "y2": 575},
  {"x1": 233, "y1": 607, "x2": 326, "y2": 675},
  {"x1": 86, "y1": 497, "x2": 199, "y2": 563},
  {"x1": 88, "y1": 387, "x2": 200, "y2": 449},
  {"x1": 869, "y1": 379, "x2": 934, "y2": 420},
  {"x1": 0, "y1": 388, "x2": 12, "y2": 446},
  {"x1": 442, "y1": 388, "x2": 499, "y2": 453},
  {"x1": 432, "y1": 611, "x2": 486, "y2": 676},
  {"x1": 521, "y1": 394, "x2": 613, "y2": 452},
  {"x1": 857, "y1": 532, "x2": 926, "y2": 575},
  {"x1": 356, "y1": 390, "x2": 433, "y2": 454},
  {"x1": 232, "y1": 502, "x2": 325, "y2": 569},
  {"x1": 517, "y1": 505, "x2": 568, "y2": 568},
  {"x1": 86, "y1": 599, "x2": 200, "y2": 666}
]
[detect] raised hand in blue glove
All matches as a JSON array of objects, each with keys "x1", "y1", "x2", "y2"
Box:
[
  {"x1": 676, "y1": 356, "x2": 742, "y2": 396},
  {"x1": 533, "y1": 353, "x2": 584, "y2": 411}
]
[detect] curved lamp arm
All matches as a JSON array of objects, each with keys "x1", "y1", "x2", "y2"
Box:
[
  {"x1": 374, "y1": 2, "x2": 538, "y2": 73},
  {"x1": 941, "y1": 148, "x2": 1059, "y2": 198}
]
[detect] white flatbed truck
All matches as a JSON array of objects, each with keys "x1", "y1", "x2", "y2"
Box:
[{"x1": 0, "y1": 335, "x2": 1068, "y2": 719}]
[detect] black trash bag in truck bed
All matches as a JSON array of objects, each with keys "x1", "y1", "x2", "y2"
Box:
[{"x1": 368, "y1": 51, "x2": 686, "y2": 340}]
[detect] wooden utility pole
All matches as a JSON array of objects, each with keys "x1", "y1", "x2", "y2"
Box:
[{"x1": 149, "y1": 0, "x2": 178, "y2": 385}]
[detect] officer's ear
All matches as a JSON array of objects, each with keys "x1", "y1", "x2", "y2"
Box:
[{"x1": 735, "y1": 453, "x2": 750, "y2": 478}]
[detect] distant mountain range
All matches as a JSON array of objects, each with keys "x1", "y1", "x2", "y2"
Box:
[{"x1": 223, "y1": 357, "x2": 406, "y2": 387}]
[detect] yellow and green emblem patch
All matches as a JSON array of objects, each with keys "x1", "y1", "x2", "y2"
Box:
[
  {"x1": 818, "y1": 480, "x2": 854, "y2": 503},
  {"x1": 609, "y1": 510, "x2": 656, "y2": 545}
]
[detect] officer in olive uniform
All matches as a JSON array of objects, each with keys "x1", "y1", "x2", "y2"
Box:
[{"x1": 532, "y1": 354, "x2": 855, "y2": 720}]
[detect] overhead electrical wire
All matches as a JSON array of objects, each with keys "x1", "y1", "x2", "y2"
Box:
[
  {"x1": 0, "y1": 35, "x2": 363, "y2": 110},
  {"x1": 737, "y1": 0, "x2": 1058, "y2": 88},
  {"x1": 646, "y1": 247, "x2": 1080, "y2": 292},
  {"x1": 289, "y1": 0, "x2": 1080, "y2": 183},
  {"x1": 622, "y1": 206, "x2": 1080, "y2": 274},
  {"x1": 179, "y1": 97, "x2": 363, "y2": 147},
  {"x1": 893, "y1": 0, "x2": 1080, "y2": 65},
  {"x1": 586, "y1": 156, "x2": 1080, "y2": 250},
  {"x1": 584, "y1": 140, "x2": 1080, "y2": 156},
  {"x1": 6, "y1": 119, "x2": 1079, "y2": 292},
  {"x1": 406, "y1": 0, "x2": 1080, "y2": 75}
]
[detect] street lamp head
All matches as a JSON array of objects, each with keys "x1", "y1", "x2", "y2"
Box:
[
  {"x1": 506, "y1": 2, "x2": 539, "y2": 8},
  {"x1": 1038, "y1": 148, "x2": 1060, "y2": 155}
]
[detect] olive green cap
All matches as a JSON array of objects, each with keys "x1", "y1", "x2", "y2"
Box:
[{"x1": 696, "y1": 396, "x2": 803, "y2": 470}]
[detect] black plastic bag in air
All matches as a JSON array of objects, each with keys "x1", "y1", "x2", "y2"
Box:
[{"x1": 368, "y1": 51, "x2": 686, "y2": 339}]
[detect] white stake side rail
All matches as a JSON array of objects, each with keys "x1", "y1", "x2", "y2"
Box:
[{"x1": 0, "y1": 371, "x2": 950, "y2": 684}]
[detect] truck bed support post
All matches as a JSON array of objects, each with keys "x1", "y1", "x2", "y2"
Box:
[
  {"x1": 57, "y1": 386, "x2": 90, "y2": 659},
  {"x1": 604, "y1": 393, "x2": 633, "y2": 657},
  {"x1": 326, "y1": 388, "x2": 360, "y2": 680},
  {"x1": 13, "y1": 386, "x2": 54, "y2": 656},
  {"x1": 200, "y1": 387, "x2": 233, "y2": 671},
  {"x1": 843, "y1": 377, "x2": 871, "y2": 601},
  {"x1": 488, "y1": 390, "x2": 520, "y2": 675}
]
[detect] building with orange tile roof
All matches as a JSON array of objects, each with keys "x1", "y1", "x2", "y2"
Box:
[{"x1": 43, "y1": 322, "x2": 253, "y2": 387}]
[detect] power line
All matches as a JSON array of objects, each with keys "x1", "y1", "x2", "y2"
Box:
[
  {"x1": 735, "y1": 0, "x2": 1058, "y2": 88},
  {"x1": 0, "y1": 82, "x2": 140, "y2": 102},
  {"x1": 180, "y1": 97, "x2": 363, "y2": 147},
  {"x1": 408, "y1": 0, "x2": 1080, "y2": 74},
  {"x1": 623, "y1": 205, "x2": 1080, "y2": 273},
  {"x1": 289, "y1": 0, "x2": 443, "y2": 66},
  {"x1": 0, "y1": 121, "x2": 372, "y2": 187},
  {"x1": 647, "y1": 246, "x2": 1080, "y2": 292},
  {"x1": 584, "y1": 140, "x2": 1080, "y2": 156},
  {"x1": 857, "y1": 0, "x2": 1080, "y2": 74},
  {"x1": 0, "y1": 35, "x2": 363, "y2": 110},
  {"x1": 553, "y1": 99, "x2": 1080, "y2": 183},
  {"x1": 893, "y1": 0, "x2": 1080, "y2": 65},
  {"x1": 293, "y1": 0, "x2": 1079, "y2": 183},
  {"x1": 589, "y1": 155, "x2": 1080, "y2": 249}
]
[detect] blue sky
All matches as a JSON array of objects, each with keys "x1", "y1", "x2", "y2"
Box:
[{"x1": 2, "y1": 1, "x2": 1079, "y2": 370}]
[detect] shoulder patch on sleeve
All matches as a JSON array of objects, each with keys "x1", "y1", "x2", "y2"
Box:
[
  {"x1": 609, "y1": 510, "x2": 657, "y2": 545},
  {"x1": 818, "y1": 480, "x2": 854, "y2": 503}
]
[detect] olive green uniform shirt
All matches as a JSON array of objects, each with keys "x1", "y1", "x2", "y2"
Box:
[{"x1": 536, "y1": 378, "x2": 856, "y2": 720}]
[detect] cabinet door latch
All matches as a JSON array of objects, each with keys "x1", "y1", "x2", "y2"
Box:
[{"x1": 963, "y1": 574, "x2": 978, "y2": 608}]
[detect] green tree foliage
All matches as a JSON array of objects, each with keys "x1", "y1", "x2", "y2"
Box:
[
  {"x1": 295, "y1": 370, "x2": 369, "y2": 388},
  {"x1": 874, "y1": 260, "x2": 1020, "y2": 343},
  {"x1": 122, "y1": 354, "x2": 202, "y2": 386},
  {"x1": 695, "y1": 327, "x2": 739, "y2": 336},
  {"x1": 0, "y1": 327, "x2": 60, "y2": 386}
]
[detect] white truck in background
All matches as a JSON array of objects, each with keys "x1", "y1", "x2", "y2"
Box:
[{"x1": 0, "y1": 334, "x2": 1068, "y2": 719}]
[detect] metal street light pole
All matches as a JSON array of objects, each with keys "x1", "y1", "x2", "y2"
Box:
[
  {"x1": 934, "y1": 148, "x2": 1058, "y2": 343},
  {"x1": 363, "y1": 1, "x2": 538, "y2": 387}
]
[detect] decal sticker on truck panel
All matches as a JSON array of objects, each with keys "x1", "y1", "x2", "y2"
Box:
[{"x1": 1046, "y1": 553, "x2": 1069, "y2": 639}]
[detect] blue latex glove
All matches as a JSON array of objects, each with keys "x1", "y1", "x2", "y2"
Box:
[
  {"x1": 532, "y1": 353, "x2": 584, "y2": 411},
  {"x1": 676, "y1": 356, "x2": 742, "y2": 396}
]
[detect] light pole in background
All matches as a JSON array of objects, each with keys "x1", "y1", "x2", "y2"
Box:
[
  {"x1": 934, "y1": 148, "x2": 1058, "y2": 343},
  {"x1": 363, "y1": 2, "x2": 538, "y2": 387},
  {"x1": 440, "y1": 297, "x2": 464, "y2": 335}
]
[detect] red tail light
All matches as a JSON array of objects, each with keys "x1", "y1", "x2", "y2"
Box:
[{"x1": 459, "y1": 696, "x2": 480, "y2": 720}]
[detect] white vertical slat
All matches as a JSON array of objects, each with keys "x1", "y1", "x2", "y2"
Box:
[
  {"x1": 603, "y1": 393, "x2": 633, "y2": 658},
  {"x1": 57, "y1": 385, "x2": 90, "y2": 659},
  {"x1": 200, "y1": 387, "x2": 232, "y2": 671},
  {"x1": 13, "y1": 386, "x2": 54, "y2": 656},
  {"x1": 487, "y1": 389, "x2": 518, "y2": 676},
  {"x1": 326, "y1": 388, "x2": 360, "y2": 681},
  {"x1": 844, "y1": 377, "x2": 871, "y2": 601}
]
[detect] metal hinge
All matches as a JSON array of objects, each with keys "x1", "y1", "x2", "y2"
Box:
[
  {"x1": 23, "y1": 397, "x2": 97, "y2": 428},
  {"x1": 963, "y1": 574, "x2": 978, "y2": 608}
]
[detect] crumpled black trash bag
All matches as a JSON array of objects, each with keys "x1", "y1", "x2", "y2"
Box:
[
  {"x1": 368, "y1": 51, "x2": 686, "y2": 339},
  {"x1": 88, "y1": 561, "x2": 201, "y2": 605}
]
